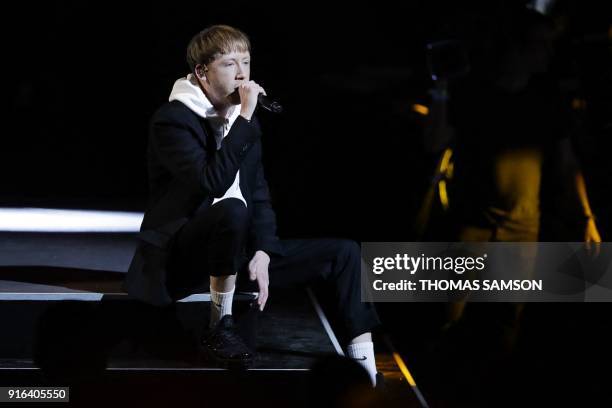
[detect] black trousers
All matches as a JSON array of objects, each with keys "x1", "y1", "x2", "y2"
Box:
[{"x1": 167, "y1": 198, "x2": 381, "y2": 342}]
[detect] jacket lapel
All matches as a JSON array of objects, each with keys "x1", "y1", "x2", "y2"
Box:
[{"x1": 196, "y1": 117, "x2": 218, "y2": 152}]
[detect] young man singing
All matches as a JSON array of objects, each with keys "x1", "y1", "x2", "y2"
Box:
[{"x1": 125, "y1": 25, "x2": 382, "y2": 385}]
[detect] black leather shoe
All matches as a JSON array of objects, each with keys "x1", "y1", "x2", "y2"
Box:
[{"x1": 203, "y1": 315, "x2": 254, "y2": 368}]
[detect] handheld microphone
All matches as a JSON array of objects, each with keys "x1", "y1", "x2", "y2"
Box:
[{"x1": 258, "y1": 94, "x2": 283, "y2": 113}]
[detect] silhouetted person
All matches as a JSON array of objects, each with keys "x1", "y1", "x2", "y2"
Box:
[{"x1": 424, "y1": 8, "x2": 601, "y2": 337}]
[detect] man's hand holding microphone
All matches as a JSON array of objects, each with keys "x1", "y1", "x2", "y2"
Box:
[{"x1": 238, "y1": 80, "x2": 266, "y2": 121}]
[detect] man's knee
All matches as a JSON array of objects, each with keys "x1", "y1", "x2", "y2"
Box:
[{"x1": 214, "y1": 198, "x2": 248, "y2": 233}]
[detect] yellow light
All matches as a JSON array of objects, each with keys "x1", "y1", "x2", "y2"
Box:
[
  {"x1": 392, "y1": 352, "x2": 417, "y2": 387},
  {"x1": 438, "y1": 148, "x2": 453, "y2": 172},
  {"x1": 436, "y1": 148, "x2": 453, "y2": 210},
  {"x1": 412, "y1": 104, "x2": 429, "y2": 116},
  {"x1": 439, "y1": 180, "x2": 449, "y2": 210}
]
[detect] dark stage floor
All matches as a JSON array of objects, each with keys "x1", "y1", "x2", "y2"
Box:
[
  {"x1": 0, "y1": 230, "x2": 417, "y2": 407},
  {"x1": 3, "y1": 229, "x2": 611, "y2": 407}
]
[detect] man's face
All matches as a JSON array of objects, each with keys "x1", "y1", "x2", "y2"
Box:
[{"x1": 201, "y1": 50, "x2": 251, "y2": 106}]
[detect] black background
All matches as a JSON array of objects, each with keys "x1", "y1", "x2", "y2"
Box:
[
  {"x1": 3, "y1": 1, "x2": 612, "y2": 403},
  {"x1": 4, "y1": 0, "x2": 611, "y2": 240}
]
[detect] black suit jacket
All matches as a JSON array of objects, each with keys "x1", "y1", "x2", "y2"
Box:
[{"x1": 125, "y1": 100, "x2": 282, "y2": 306}]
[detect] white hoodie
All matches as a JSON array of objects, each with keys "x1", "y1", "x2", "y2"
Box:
[{"x1": 169, "y1": 74, "x2": 246, "y2": 207}]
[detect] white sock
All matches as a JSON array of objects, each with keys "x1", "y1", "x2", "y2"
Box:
[
  {"x1": 210, "y1": 286, "x2": 235, "y2": 328},
  {"x1": 346, "y1": 341, "x2": 377, "y2": 386}
]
